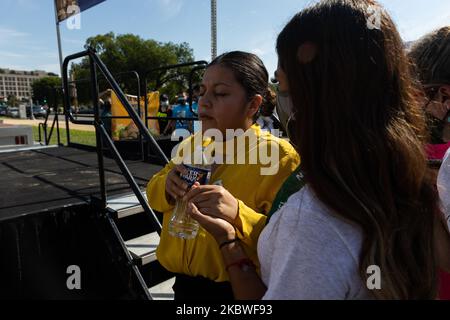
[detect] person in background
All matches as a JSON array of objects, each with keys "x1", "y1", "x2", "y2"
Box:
[
  {"x1": 409, "y1": 27, "x2": 450, "y2": 161},
  {"x1": 409, "y1": 26, "x2": 450, "y2": 300},
  {"x1": 438, "y1": 149, "x2": 450, "y2": 232},
  {"x1": 100, "y1": 98, "x2": 112, "y2": 138},
  {"x1": 157, "y1": 94, "x2": 172, "y2": 135},
  {"x1": 170, "y1": 93, "x2": 194, "y2": 133},
  {"x1": 191, "y1": 84, "x2": 201, "y2": 133},
  {"x1": 256, "y1": 87, "x2": 279, "y2": 132},
  {"x1": 187, "y1": 0, "x2": 443, "y2": 299}
]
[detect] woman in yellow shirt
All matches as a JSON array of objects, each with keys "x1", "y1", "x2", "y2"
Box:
[{"x1": 146, "y1": 51, "x2": 300, "y2": 300}]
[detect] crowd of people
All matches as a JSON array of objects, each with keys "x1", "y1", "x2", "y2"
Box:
[{"x1": 146, "y1": 0, "x2": 450, "y2": 300}]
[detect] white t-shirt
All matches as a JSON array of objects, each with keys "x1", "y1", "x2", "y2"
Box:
[
  {"x1": 257, "y1": 186, "x2": 373, "y2": 300},
  {"x1": 437, "y1": 148, "x2": 450, "y2": 232}
]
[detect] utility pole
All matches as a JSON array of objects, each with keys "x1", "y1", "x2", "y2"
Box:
[
  {"x1": 211, "y1": 0, "x2": 217, "y2": 60},
  {"x1": 53, "y1": 0, "x2": 64, "y2": 80}
]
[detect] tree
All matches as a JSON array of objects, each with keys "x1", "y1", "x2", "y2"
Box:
[
  {"x1": 70, "y1": 32, "x2": 201, "y2": 105},
  {"x1": 7, "y1": 94, "x2": 18, "y2": 108},
  {"x1": 31, "y1": 76, "x2": 62, "y2": 107}
]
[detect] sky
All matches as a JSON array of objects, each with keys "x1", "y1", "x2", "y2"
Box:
[{"x1": 0, "y1": 0, "x2": 449, "y2": 78}]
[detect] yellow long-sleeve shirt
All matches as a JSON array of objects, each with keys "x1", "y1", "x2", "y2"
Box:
[{"x1": 146, "y1": 125, "x2": 300, "y2": 282}]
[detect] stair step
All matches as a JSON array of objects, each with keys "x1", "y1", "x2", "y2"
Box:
[
  {"x1": 125, "y1": 232, "x2": 159, "y2": 266},
  {"x1": 149, "y1": 277, "x2": 175, "y2": 300},
  {"x1": 107, "y1": 192, "x2": 147, "y2": 219}
]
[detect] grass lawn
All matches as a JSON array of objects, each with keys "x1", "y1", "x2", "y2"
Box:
[{"x1": 31, "y1": 126, "x2": 97, "y2": 146}]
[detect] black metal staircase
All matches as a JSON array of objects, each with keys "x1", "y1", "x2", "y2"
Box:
[{"x1": 61, "y1": 47, "x2": 175, "y2": 300}]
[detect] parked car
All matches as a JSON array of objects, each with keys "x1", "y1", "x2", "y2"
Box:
[
  {"x1": 26, "y1": 105, "x2": 47, "y2": 118},
  {"x1": 33, "y1": 105, "x2": 47, "y2": 118},
  {"x1": 7, "y1": 107, "x2": 19, "y2": 118},
  {"x1": 77, "y1": 107, "x2": 94, "y2": 114},
  {"x1": 0, "y1": 105, "x2": 7, "y2": 116}
]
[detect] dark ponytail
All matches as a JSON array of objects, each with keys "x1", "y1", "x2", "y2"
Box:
[{"x1": 259, "y1": 86, "x2": 277, "y2": 118}]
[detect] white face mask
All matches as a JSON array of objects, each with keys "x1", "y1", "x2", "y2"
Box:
[
  {"x1": 276, "y1": 90, "x2": 299, "y2": 146},
  {"x1": 276, "y1": 91, "x2": 295, "y2": 131}
]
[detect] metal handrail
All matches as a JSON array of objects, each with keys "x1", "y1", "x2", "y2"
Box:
[
  {"x1": 62, "y1": 47, "x2": 164, "y2": 234},
  {"x1": 62, "y1": 48, "x2": 168, "y2": 162},
  {"x1": 37, "y1": 123, "x2": 48, "y2": 145},
  {"x1": 37, "y1": 87, "x2": 62, "y2": 145}
]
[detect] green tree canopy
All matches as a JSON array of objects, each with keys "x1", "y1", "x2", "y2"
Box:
[
  {"x1": 31, "y1": 76, "x2": 62, "y2": 106},
  {"x1": 70, "y1": 32, "x2": 203, "y2": 105},
  {"x1": 6, "y1": 94, "x2": 18, "y2": 108}
]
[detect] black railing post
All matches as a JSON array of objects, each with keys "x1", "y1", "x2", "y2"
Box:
[
  {"x1": 136, "y1": 73, "x2": 145, "y2": 161},
  {"x1": 53, "y1": 87, "x2": 62, "y2": 146},
  {"x1": 47, "y1": 116, "x2": 57, "y2": 144},
  {"x1": 43, "y1": 123, "x2": 48, "y2": 145},
  {"x1": 144, "y1": 79, "x2": 149, "y2": 130},
  {"x1": 90, "y1": 55, "x2": 107, "y2": 210},
  {"x1": 64, "y1": 101, "x2": 71, "y2": 146},
  {"x1": 143, "y1": 78, "x2": 149, "y2": 161},
  {"x1": 56, "y1": 109, "x2": 61, "y2": 146},
  {"x1": 38, "y1": 123, "x2": 42, "y2": 144}
]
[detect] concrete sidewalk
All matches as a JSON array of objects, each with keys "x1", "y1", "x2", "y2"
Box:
[{"x1": 0, "y1": 118, "x2": 95, "y2": 132}]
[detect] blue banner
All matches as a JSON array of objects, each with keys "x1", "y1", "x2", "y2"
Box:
[{"x1": 56, "y1": 0, "x2": 107, "y2": 22}]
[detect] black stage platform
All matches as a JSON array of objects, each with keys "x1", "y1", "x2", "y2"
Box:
[
  {"x1": 0, "y1": 146, "x2": 163, "y2": 221},
  {"x1": 0, "y1": 145, "x2": 165, "y2": 299}
]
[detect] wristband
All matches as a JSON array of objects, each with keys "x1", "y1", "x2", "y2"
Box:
[{"x1": 219, "y1": 238, "x2": 238, "y2": 249}]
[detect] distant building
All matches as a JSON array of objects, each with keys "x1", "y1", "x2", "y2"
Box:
[{"x1": 0, "y1": 68, "x2": 56, "y2": 101}]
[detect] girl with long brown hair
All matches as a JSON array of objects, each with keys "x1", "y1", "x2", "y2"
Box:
[{"x1": 186, "y1": 0, "x2": 443, "y2": 299}]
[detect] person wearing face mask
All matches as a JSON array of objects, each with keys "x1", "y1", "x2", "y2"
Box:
[
  {"x1": 410, "y1": 26, "x2": 450, "y2": 300},
  {"x1": 157, "y1": 94, "x2": 172, "y2": 135},
  {"x1": 409, "y1": 27, "x2": 450, "y2": 162},
  {"x1": 186, "y1": 0, "x2": 445, "y2": 300},
  {"x1": 265, "y1": 71, "x2": 303, "y2": 218},
  {"x1": 274, "y1": 67, "x2": 295, "y2": 139}
]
